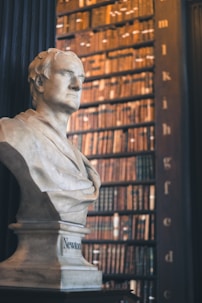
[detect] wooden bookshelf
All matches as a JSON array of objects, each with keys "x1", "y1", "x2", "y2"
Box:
[
  {"x1": 56, "y1": 0, "x2": 155, "y2": 302},
  {"x1": 56, "y1": 0, "x2": 194, "y2": 302}
]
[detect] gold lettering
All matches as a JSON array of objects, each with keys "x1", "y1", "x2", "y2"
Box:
[
  {"x1": 163, "y1": 290, "x2": 172, "y2": 300},
  {"x1": 163, "y1": 217, "x2": 172, "y2": 227},
  {"x1": 165, "y1": 250, "x2": 173, "y2": 263},
  {"x1": 162, "y1": 96, "x2": 168, "y2": 109},
  {"x1": 161, "y1": 44, "x2": 167, "y2": 55},
  {"x1": 163, "y1": 157, "x2": 172, "y2": 169},
  {"x1": 164, "y1": 180, "x2": 171, "y2": 195},
  {"x1": 162, "y1": 123, "x2": 171, "y2": 135},
  {"x1": 162, "y1": 71, "x2": 172, "y2": 81},
  {"x1": 158, "y1": 19, "x2": 169, "y2": 28}
]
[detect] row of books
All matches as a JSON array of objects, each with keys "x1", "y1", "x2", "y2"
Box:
[
  {"x1": 103, "y1": 279, "x2": 155, "y2": 303},
  {"x1": 57, "y1": 0, "x2": 154, "y2": 31},
  {"x1": 68, "y1": 126, "x2": 155, "y2": 156},
  {"x1": 57, "y1": 0, "x2": 127, "y2": 14},
  {"x1": 57, "y1": 0, "x2": 112, "y2": 13},
  {"x1": 88, "y1": 184, "x2": 155, "y2": 212},
  {"x1": 67, "y1": 99, "x2": 155, "y2": 132},
  {"x1": 91, "y1": 0, "x2": 154, "y2": 26},
  {"x1": 81, "y1": 47, "x2": 154, "y2": 77},
  {"x1": 57, "y1": 2, "x2": 156, "y2": 300},
  {"x1": 58, "y1": 11, "x2": 90, "y2": 33},
  {"x1": 85, "y1": 213, "x2": 154, "y2": 240},
  {"x1": 57, "y1": 19, "x2": 154, "y2": 55},
  {"x1": 79, "y1": 72, "x2": 154, "y2": 104},
  {"x1": 125, "y1": 245, "x2": 154, "y2": 275},
  {"x1": 82, "y1": 243, "x2": 155, "y2": 275},
  {"x1": 90, "y1": 155, "x2": 154, "y2": 183}
]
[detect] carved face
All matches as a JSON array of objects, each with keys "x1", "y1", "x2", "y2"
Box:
[{"x1": 39, "y1": 53, "x2": 85, "y2": 113}]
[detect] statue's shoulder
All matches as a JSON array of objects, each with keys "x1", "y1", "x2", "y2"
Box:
[
  {"x1": 0, "y1": 117, "x2": 15, "y2": 141},
  {"x1": 0, "y1": 114, "x2": 30, "y2": 143}
]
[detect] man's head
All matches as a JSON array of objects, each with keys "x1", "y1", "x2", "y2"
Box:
[{"x1": 28, "y1": 48, "x2": 85, "y2": 112}]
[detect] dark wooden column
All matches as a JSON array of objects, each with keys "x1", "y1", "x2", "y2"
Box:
[
  {"x1": 155, "y1": 0, "x2": 193, "y2": 302},
  {"x1": 187, "y1": 3, "x2": 202, "y2": 303}
]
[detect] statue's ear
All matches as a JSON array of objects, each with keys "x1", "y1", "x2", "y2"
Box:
[{"x1": 35, "y1": 75, "x2": 44, "y2": 93}]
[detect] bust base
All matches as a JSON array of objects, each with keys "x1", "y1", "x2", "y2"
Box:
[{"x1": 0, "y1": 221, "x2": 102, "y2": 290}]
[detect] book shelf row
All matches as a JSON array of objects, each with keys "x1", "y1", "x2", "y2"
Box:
[
  {"x1": 89, "y1": 184, "x2": 155, "y2": 212},
  {"x1": 56, "y1": 1, "x2": 159, "y2": 303},
  {"x1": 68, "y1": 125, "x2": 155, "y2": 156},
  {"x1": 82, "y1": 243, "x2": 155, "y2": 275},
  {"x1": 57, "y1": 0, "x2": 98, "y2": 13},
  {"x1": 85, "y1": 213, "x2": 154, "y2": 240},
  {"x1": 90, "y1": 154, "x2": 154, "y2": 183},
  {"x1": 79, "y1": 72, "x2": 154, "y2": 104},
  {"x1": 57, "y1": 0, "x2": 103, "y2": 13},
  {"x1": 57, "y1": 19, "x2": 154, "y2": 55},
  {"x1": 68, "y1": 99, "x2": 155, "y2": 131},
  {"x1": 91, "y1": 0, "x2": 154, "y2": 25},
  {"x1": 81, "y1": 47, "x2": 154, "y2": 77},
  {"x1": 57, "y1": 0, "x2": 154, "y2": 27}
]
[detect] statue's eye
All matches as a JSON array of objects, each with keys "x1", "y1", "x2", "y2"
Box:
[{"x1": 60, "y1": 70, "x2": 73, "y2": 78}]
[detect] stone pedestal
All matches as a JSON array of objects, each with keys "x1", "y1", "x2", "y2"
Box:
[{"x1": 0, "y1": 221, "x2": 102, "y2": 289}]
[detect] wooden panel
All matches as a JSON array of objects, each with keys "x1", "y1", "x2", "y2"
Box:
[{"x1": 154, "y1": 0, "x2": 193, "y2": 302}]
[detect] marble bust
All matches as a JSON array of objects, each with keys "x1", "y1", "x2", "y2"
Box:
[
  {"x1": 0, "y1": 48, "x2": 100, "y2": 226},
  {"x1": 0, "y1": 48, "x2": 102, "y2": 289}
]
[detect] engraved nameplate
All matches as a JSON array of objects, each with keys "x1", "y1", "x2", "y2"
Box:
[{"x1": 61, "y1": 236, "x2": 81, "y2": 256}]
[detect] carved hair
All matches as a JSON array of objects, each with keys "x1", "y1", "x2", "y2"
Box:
[{"x1": 28, "y1": 48, "x2": 79, "y2": 82}]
